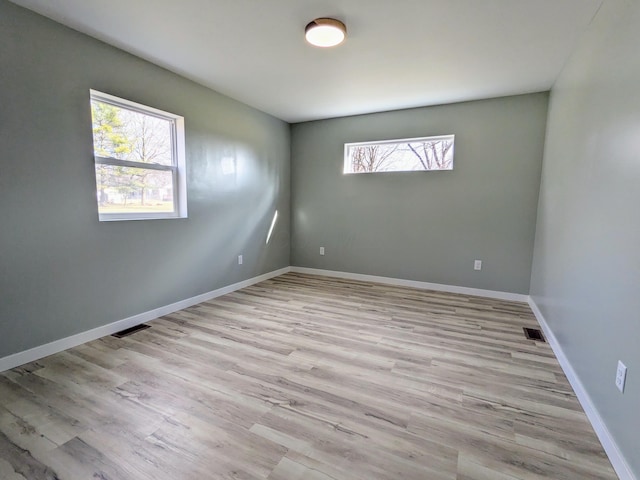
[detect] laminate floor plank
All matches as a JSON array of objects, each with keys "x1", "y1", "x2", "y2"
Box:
[{"x1": 0, "y1": 273, "x2": 619, "y2": 479}]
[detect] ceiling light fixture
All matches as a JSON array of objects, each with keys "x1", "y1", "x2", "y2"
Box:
[{"x1": 305, "y1": 18, "x2": 346, "y2": 48}]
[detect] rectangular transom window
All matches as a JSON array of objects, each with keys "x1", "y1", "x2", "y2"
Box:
[
  {"x1": 90, "y1": 90, "x2": 187, "y2": 221},
  {"x1": 344, "y1": 134, "x2": 455, "y2": 174}
]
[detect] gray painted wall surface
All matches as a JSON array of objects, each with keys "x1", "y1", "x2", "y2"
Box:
[
  {"x1": 0, "y1": 0, "x2": 290, "y2": 358},
  {"x1": 530, "y1": 0, "x2": 640, "y2": 474},
  {"x1": 291, "y1": 94, "x2": 548, "y2": 294}
]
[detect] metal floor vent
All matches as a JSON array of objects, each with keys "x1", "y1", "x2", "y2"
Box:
[
  {"x1": 112, "y1": 324, "x2": 151, "y2": 338},
  {"x1": 523, "y1": 327, "x2": 545, "y2": 342}
]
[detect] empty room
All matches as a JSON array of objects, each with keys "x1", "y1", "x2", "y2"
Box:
[{"x1": 0, "y1": 0, "x2": 638, "y2": 479}]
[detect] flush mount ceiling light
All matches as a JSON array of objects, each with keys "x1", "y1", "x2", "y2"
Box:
[{"x1": 305, "y1": 18, "x2": 346, "y2": 48}]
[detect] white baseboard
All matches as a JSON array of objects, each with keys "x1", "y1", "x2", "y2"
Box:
[
  {"x1": 290, "y1": 266, "x2": 529, "y2": 302},
  {"x1": 0, "y1": 267, "x2": 291, "y2": 373},
  {"x1": 528, "y1": 298, "x2": 636, "y2": 480}
]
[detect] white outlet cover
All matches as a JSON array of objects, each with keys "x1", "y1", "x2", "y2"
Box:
[
  {"x1": 616, "y1": 360, "x2": 627, "y2": 393},
  {"x1": 474, "y1": 260, "x2": 482, "y2": 270},
  {"x1": 319, "y1": 247, "x2": 325, "y2": 255},
  {"x1": 238, "y1": 255, "x2": 243, "y2": 265}
]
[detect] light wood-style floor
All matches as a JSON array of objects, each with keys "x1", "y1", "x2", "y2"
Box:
[{"x1": 0, "y1": 273, "x2": 618, "y2": 480}]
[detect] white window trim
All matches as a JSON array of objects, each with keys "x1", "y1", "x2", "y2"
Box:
[
  {"x1": 90, "y1": 89, "x2": 187, "y2": 221},
  {"x1": 344, "y1": 134, "x2": 455, "y2": 174}
]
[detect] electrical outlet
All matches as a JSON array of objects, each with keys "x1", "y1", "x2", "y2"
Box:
[
  {"x1": 616, "y1": 361, "x2": 627, "y2": 393},
  {"x1": 319, "y1": 247, "x2": 325, "y2": 256},
  {"x1": 474, "y1": 260, "x2": 482, "y2": 271},
  {"x1": 238, "y1": 255, "x2": 243, "y2": 265}
]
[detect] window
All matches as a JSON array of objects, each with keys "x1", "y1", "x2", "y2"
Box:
[
  {"x1": 344, "y1": 134, "x2": 454, "y2": 174},
  {"x1": 90, "y1": 90, "x2": 187, "y2": 221}
]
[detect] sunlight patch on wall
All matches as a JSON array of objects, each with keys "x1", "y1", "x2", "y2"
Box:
[{"x1": 266, "y1": 210, "x2": 279, "y2": 244}]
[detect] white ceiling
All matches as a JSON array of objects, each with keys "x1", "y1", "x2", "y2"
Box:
[{"x1": 10, "y1": 0, "x2": 603, "y2": 123}]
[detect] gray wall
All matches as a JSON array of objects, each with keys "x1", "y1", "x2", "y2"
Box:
[
  {"x1": 291, "y1": 94, "x2": 548, "y2": 294},
  {"x1": 530, "y1": 0, "x2": 640, "y2": 475},
  {"x1": 0, "y1": 0, "x2": 290, "y2": 359}
]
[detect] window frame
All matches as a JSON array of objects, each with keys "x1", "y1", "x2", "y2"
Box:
[
  {"x1": 343, "y1": 134, "x2": 455, "y2": 174},
  {"x1": 90, "y1": 89, "x2": 187, "y2": 222}
]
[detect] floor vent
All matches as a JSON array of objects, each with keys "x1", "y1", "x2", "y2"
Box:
[
  {"x1": 523, "y1": 327, "x2": 545, "y2": 342},
  {"x1": 112, "y1": 324, "x2": 151, "y2": 338}
]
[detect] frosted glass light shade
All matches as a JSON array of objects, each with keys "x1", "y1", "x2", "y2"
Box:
[{"x1": 305, "y1": 18, "x2": 346, "y2": 47}]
